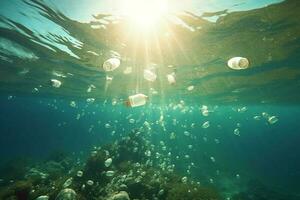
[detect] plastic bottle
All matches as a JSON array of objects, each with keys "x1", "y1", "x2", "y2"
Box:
[
  {"x1": 125, "y1": 93, "x2": 148, "y2": 107},
  {"x1": 227, "y1": 57, "x2": 249, "y2": 70},
  {"x1": 166, "y1": 73, "x2": 176, "y2": 84},
  {"x1": 103, "y1": 58, "x2": 120, "y2": 71},
  {"x1": 143, "y1": 69, "x2": 157, "y2": 82},
  {"x1": 50, "y1": 79, "x2": 61, "y2": 88}
]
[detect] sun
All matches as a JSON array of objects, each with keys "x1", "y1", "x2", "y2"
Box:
[{"x1": 119, "y1": 0, "x2": 169, "y2": 31}]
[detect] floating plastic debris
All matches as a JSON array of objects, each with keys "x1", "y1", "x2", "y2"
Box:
[
  {"x1": 268, "y1": 116, "x2": 278, "y2": 124},
  {"x1": 166, "y1": 73, "x2": 176, "y2": 84},
  {"x1": 106, "y1": 170, "x2": 115, "y2": 177},
  {"x1": 234, "y1": 128, "x2": 240, "y2": 136},
  {"x1": 129, "y1": 118, "x2": 135, "y2": 124},
  {"x1": 50, "y1": 79, "x2": 61, "y2": 88},
  {"x1": 253, "y1": 115, "x2": 261, "y2": 120},
  {"x1": 105, "y1": 123, "x2": 111, "y2": 128},
  {"x1": 227, "y1": 57, "x2": 250, "y2": 70},
  {"x1": 32, "y1": 87, "x2": 39, "y2": 93},
  {"x1": 145, "y1": 150, "x2": 151, "y2": 157},
  {"x1": 170, "y1": 132, "x2": 176, "y2": 140},
  {"x1": 202, "y1": 121, "x2": 210, "y2": 129},
  {"x1": 262, "y1": 112, "x2": 269, "y2": 118},
  {"x1": 87, "y1": 84, "x2": 96, "y2": 93},
  {"x1": 210, "y1": 156, "x2": 216, "y2": 162},
  {"x1": 184, "y1": 131, "x2": 190, "y2": 136},
  {"x1": 110, "y1": 191, "x2": 130, "y2": 200},
  {"x1": 86, "y1": 98, "x2": 95, "y2": 103},
  {"x1": 201, "y1": 105, "x2": 209, "y2": 116},
  {"x1": 125, "y1": 93, "x2": 148, "y2": 107},
  {"x1": 56, "y1": 188, "x2": 77, "y2": 200},
  {"x1": 158, "y1": 189, "x2": 164, "y2": 196},
  {"x1": 187, "y1": 85, "x2": 194, "y2": 91},
  {"x1": 237, "y1": 106, "x2": 247, "y2": 113},
  {"x1": 76, "y1": 171, "x2": 83, "y2": 177},
  {"x1": 143, "y1": 69, "x2": 157, "y2": 82},
  {"x1": 112, "y1": 98, "x2": 117, "y2": 106},
  {"x1": 86, "y1": 180, "x2": 94, "y2": 186},
  {"x1": 103, "y1": 57, "x2": 121, "y2": 71},
  {"x1": 70, "y1": 101, "x2": 76, "y2": 108},
  {"x1": 104, "y1": 158, "x2": 112, "y2": 167},
  {"x1": 63, "y1": 178, "x2": 73, "y2": 188},
  {"x1": 52, "y1": 71, "x2": 66, "y2": 78},
  {"x1": 36, "y1": 195, "x2": 49, "y2": 200},
  {"x1": 106, "y1": 75, "x2": 113, "y2": 81}
]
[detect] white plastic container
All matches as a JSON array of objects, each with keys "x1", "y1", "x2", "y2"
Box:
[
  {"x1": 166, "y1": 73, "x2": 176, "y2": 84},
  {"x1": 227, "y1": 57, "x2": 249, "y2": 70},
  {"x1": 50, "y1": 79, "x2": 62, "y2": 88},
  {"x1": 103, "y1": 58, "x2": 121, "y2": 71},
  {"x1": 126, "y1": 93, "x2": 148, "y2": 107},
  {"x1": 143, "y1": 69, "x2": 157, "y2": 82}
]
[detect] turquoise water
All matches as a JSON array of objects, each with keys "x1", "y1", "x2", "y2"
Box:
[{"x1": 0, "y1": 0, "x2": 300, "y2": 199}]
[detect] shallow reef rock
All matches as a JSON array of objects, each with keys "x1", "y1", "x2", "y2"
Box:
[{"x1": 0, "y1": 130, "x2": 221, "y2": 200}]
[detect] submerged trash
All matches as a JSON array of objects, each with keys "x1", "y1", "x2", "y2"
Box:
[
  {"x1": 36, "y1": 195, "x2": 49, "y2": 200},
  {"x1": 253, "y1": 115, "x2": 261, "y2": 120},
  {"x1": 86, "y1": 98, "x2": 95, "y2": 103},
  {"x1": 56, "y1": 188, "x2": 77, "y2": 200},
  {"x1": 76, "y1": 170, "x2": 83, "y2": 177},
  {"x1": 187, "y1": 85, "x2": 194, "y2": 91},
  {"x1": 50, "y1": 79, "x2": 62, "y2": 88},
  {"x1": 106, "y1": 75, "x2": 114, "y2": 81},
  {"x1": 234, "y1": 128, "x2": 240, "y2": 136},
  {"x1": 106, "y1": 170, "x2": 115, "y2": 177},
  {"x1": 110, "y1": 191, "x2": 130, "y2": 200},
  {"x1": 210, "y1": 156, "x2": 216, "y2": 162},
  {"x1": 227, "y1": 57, "x2": 250, "y2": 70},
  {"x1": 129, "y1": 118, "x2": 135, "y2": 124},
  {"x1": 143, "y1": 69, "x2": 157, "y2": 82},
  {"x1": 125, "y1": 94, "x2": 148, "y2": 107},
  {"x1": 70, "y1": 101, "x2": 76, "y2": 108},
  {"x1": 181, "y1": 176, "x2": 188, "y2": 184},
  {"x1": 87, "y1": 84, "x2": 96, "y2": 93},
  {"x1": 86, "y1": 180, "x2": 94, "y2": 186},
  {"x1": 166, "y1": 73, "x2": 176, "y2": 84},
  {"x1": 104, "y1": 158, "x2": 112, "y2": 167},
  {"x1": 202, "y1": 121, "x2": 210, "y2": 129},
  {"x1": 63, "y1": 178, "x2": 73, "y2": 188},
  {"x1": 201, "y1": 105, "x2": 209, "y2": 116},
  {"x1": 268, "y1": 116, "x2": 278, "y2": 124},
  {"x1": 103, "y1": 57, "x2": 121, "y2": 71}
]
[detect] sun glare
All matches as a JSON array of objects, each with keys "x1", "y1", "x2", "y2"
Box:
[{"x1": 119, "y1": 0, "x2": 169, "y2": 31}]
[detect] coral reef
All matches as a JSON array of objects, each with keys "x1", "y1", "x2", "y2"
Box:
[{"x1": 0, "y1": 130, "x2": 221, "y2": 200}]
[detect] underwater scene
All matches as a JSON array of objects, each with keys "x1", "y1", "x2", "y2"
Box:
[{"x1": 0, "y1": 0, "x2": 300, "y2": 199}]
